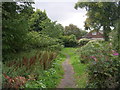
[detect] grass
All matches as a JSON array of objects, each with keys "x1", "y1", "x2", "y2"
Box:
[{"x1": 61, "y1": 48, "x2": 88, "y2": 88}]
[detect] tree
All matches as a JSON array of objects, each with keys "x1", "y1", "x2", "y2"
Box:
[
  {"x1": 75, "y1": 2, "x2": 120, "y2": 41},
  {"x1": 18, "y1": 2, "x2": 34, "y2": 19},
  {"x1": 2, "y1": 2, "x2": 34, "y2": 54},
  {"x1": 64, "y1": 24, "x2": 87, "y2": 38},
  {"x1": 29, "y1": 9, "x2": 49, "y2": 32},
  {"x1": 40, "y1": 19, "x2": 64, "y2": 38}
]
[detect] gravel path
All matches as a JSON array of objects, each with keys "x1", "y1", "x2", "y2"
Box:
[{"x1": 57, "y1": 54, "x2": 76, "y2": 88}]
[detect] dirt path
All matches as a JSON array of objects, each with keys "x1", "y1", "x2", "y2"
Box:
[{"x1": 57, "y1": 54, "x2": 76, "y2": 88}]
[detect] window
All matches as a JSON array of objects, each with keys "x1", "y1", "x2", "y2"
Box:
[{"x1": 92, "y1": 32, "x2": 97, "y2": 35}]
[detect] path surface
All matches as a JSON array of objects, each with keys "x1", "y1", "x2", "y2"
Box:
[{"x1": 57, "y1": 54, "x2": 76, "y2": 88}]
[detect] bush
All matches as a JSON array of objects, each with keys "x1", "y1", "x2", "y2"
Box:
[
  {"x1": 27, "y1": 31, "x2": 63, "y2": 51},
  {"x1": 87, "y1": 55, "x2": 120, "y2": 88},
  {"x1": 78, "y1": 40, "x2": 120, "y2": 88},
  {"x1": 60, "y1": 34, "x2": 78, "y2": 47},
  {"x1": 78, "y1": 38, "x2": 90, "y2": 46},
  {"x1": 79, "y1": 40, "x2": 102, "y2": 64}
]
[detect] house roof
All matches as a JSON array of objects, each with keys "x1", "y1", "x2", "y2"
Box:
[
  {"x1": 82, "y1": 30, "x2": 103, "y2": 38},
  {"x1": 88, "y1": 30, "x2": 103, "y2": 33}
]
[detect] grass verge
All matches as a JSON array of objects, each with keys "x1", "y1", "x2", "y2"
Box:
[{"x1": 62, "y1": 48, "x2": 88, "y2": 88}]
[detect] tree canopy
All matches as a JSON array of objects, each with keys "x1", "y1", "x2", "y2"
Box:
[
  {"x1": 29, "y1": 9, "x2": 49, "y2": 32},
  {"x1": 64, "y1": 24, "x2": 87, "y2": 39},
  {"x1": 2, "y1": 2, "x2": 34, "y2": 53},
  {"x1": 75, "y1": 2, "x2": 120, "y2": 41}
]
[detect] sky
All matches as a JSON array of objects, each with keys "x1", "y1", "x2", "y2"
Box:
[{"x1": 33, "y1": 1, "x2": 87, "y2": 30}]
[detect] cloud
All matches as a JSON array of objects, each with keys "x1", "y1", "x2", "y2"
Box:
[
  {"x1": 33, "y1": 2, "x2": 87, "y2": 29},
  {"x1": 59, "y1": 12, "x2": 87, "y2": 29}
]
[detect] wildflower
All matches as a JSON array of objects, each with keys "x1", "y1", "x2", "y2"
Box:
[{"x1": 113, "y1": 53, "x2": 119, "y2": 56}]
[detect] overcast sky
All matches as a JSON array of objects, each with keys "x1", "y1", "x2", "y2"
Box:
[{"x1": 33, "y1": 1, "x2": 87, "y2": 29}]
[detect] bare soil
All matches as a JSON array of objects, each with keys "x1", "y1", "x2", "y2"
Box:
[{"x1": 57, "y1": 54, "x2": 76, "y2": 88}]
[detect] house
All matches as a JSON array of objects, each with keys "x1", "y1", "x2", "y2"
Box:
[{"x1": 82, "y1": 30, "x2": 104, "y2": 40}]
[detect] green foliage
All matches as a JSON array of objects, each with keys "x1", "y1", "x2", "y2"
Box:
[
  {"x1": 2, "y1": 2, "x2": 34, "y2": 57},
  {"x1": 2, "y1": 16, "x2": 29, "y2": 53},
  {"x1": 78, "y1": 38, "x2": 90, "y2": 46},
  {"x1": 78, "y1": 40, "x2": 101, "y2": 64},
  {"x1": 2, "y1": 2, "x2": 65, "y2": 64},
  {"x1": 87, "y1": 56, "x2": 120, "y2": 88},
  {"x1": 78, "y1": 40, "x2": 120, "y2": 88},
  {"x1": 111, "y1": 20, "x2": 120, "y2": 54},
  {"x1": 75, "y1": 2, "x2": 120, "y2": 41},
  {"x1": 64, "y1": 24, "x2": 87, "y2": 39},
  {"x1": 3, "y1": 50, "x2": 54, "y2": 76},
  {"x1": 24, "y1": 53, "x2": 65, "y2": 88},
  {"x1": 29, "y1": 9, "x2": 48, "y2": 32},
  {"x1": 60, "y1": 34, "x2": 78, "y2": 47},
  {"x1": 27, "y1": 31, "x2": 63, "y2": 51},
  {"x1": 41, "y1": 19, "x2": 64, "y2": 38},
  {"x1": 3, "y1": 49, "x2": 65, "y2": 88}
]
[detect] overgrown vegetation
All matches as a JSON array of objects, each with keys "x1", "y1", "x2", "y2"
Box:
[
  {"x1": 2, "y1": 1, "x2": 81, "y2": 88},
  {"x1": 75, "y1": 2, "x2": 120, "y2": 88},
  {"x1": 2, "y1": 1, "x2": 120, "y2": 89},
  {"x1": 78, "y1": 40, "x2": 120, "y2": 88},
  {"x1": 3, "y1": 49, "x2": 66, "y2": 88},
  {"x1": 24, "y1": 53, "x2": 66, "y2": 88},
  {"x1": 2, "y1": 1, "x2": 65, "y2": 88}
]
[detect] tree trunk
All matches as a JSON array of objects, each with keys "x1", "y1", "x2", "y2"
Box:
[{"x1": 103, "y1": 25, "x2": 109, "y2": 41}]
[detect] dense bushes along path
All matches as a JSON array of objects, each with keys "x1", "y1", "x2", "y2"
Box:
[
  {"x1": 57, "y1": 54, "x2": 76, "y2": 88},
  {"x1": 2, "y1": 48, "x2": 87, "y2": 88}
]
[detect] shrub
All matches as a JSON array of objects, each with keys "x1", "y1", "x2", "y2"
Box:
[
  {"x1": 79, "y1": 40, "x2": 102, "y2": 64},
  {"x1": 78, "y1": 38, "x2": 90, "y2": 46},
  {"x1": 27, "y1": 31, "x2": 63, "y2": 51},
  {"x1": 60, "y1": 34, "x2": 78, "y2": 47},
  {"x1": 78, "y1": 40, "x2": 120, "y2": 88},
  {"x1": 87, "y1": 55, "x2": 120, "y2": 88}
]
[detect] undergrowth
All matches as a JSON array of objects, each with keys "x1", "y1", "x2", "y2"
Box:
[
  {"x1": 2, "y1": 49, "x2": 66, "y2": 88},
  {"x1": 24, "y1": 53, "x2": 66, "y2": 88}
]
